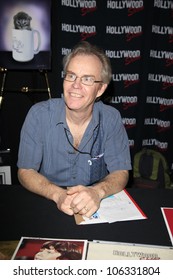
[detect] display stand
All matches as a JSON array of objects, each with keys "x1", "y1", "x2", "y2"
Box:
[{"x1": 0, "y1": 68, "x2": 7, "y2": 108}]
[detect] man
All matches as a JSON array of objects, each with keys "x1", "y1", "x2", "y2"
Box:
[{"x1": 17, "y1": 41, "x2": 131, "y2": 218}]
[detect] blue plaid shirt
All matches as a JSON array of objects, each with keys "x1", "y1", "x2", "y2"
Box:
[{"x1": 18, "y1": 98, "x2": 131, "y2": 187}]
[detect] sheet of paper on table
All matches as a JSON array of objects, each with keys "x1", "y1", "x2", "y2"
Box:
[
  {"x1": 74, "y1": 189, "x2": 147, "y2": 225},
  {"x1": 87, "y1": 240, "x2": 173, "y2": 260}
]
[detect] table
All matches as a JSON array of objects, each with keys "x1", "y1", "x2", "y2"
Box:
[{"x1": 0, "y1": 185, "x2": 173, "y2": 247}]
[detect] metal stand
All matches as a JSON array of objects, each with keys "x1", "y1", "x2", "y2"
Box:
[
  {"x1": 0, "y1": 68, "x2": 52, "y2": 109},
  {"x1": 0, "y1": 68, "x2": 7, "y2": 108}
]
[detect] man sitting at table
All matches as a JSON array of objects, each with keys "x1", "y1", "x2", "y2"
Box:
[{"x1": 17, "y1": 41, "x2": 132, "y2": 218}]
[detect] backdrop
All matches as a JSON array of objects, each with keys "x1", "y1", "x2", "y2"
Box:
[{"x1": 0, "y1": 0, "x2": 173, "y2": 184}]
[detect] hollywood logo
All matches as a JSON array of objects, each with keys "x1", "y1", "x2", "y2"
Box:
[
  {"x1": 128, "y1": 6, "x2": 144, "y2": 17},
  {"x1": 122, "y1": 118, "x2": 136, "y2": 129},
  {"x1": 155, "y1": 141, "x2": 168, "y2": 153},
  {"x1": 126, "y1": 31, "x2": 143, "y2": 42},
  {"x1": 81, "y1": 32, "x2": 96, "y2": 40},
  {"x1": 165, "y1": 59, "x2": 173, "y2": 67},
  {"x1": 124, "y1": 79, "x2": 139, "y2": 88},
  {"x1": 157, "y1": 147, "x2": 168, "y2": 152},
  {"x1": 123, "y1": 102, "x2": 137, "y2": 110},
  {"x1": 125, "y1": 56, "x2": 141, "y2": 65},
  {"x1": 160, "y1": 103, "x2": 173, "y2": 112},
  {"x1": 154, "y1": 119, "x2": 171, "y2": 133},
  {"x1": 162, "y1": 82, "x2": 173, "y2": 90},
  {"x1": 124, "y1": 123, "x2": 136, "y2": 129},
  {"x1": 157, "y1": 126, "x2": 171, "y2": 133},
  {"x1": 81, "y1": 7, "x2": 97, "y2": 16}
]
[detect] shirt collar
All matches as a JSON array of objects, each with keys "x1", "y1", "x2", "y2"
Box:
[{"x1": 55, "y1": 98, "x2": 101, "y2": 130}]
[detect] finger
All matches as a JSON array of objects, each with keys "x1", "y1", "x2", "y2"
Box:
[
  {"x1": 76, "y1": 205, "x2": 88, "y2": 215},
  {"x1": 58, "y1": 205, "x2": 74, "y2": 216},
  {"x1": 83, "y1": 202, "x2": 100, "y2": 217},
  {"x1": 67, "y1": 185, "x2": 84, "y2": 194},
  {"x1": 64, "y1": 209, "x2": 74, "y2": 216},
  {"x1": 71, "y1": 203, "x2": 84, "y2": 214},
  {"x1": 77, "y1": 203, "x2": 94, "y2": 216},
  {"x1": 57, "y1": 193, "x2": 77, "y2": 215},
  {"x1": 84, "y1": 208, "x2": 97, "y2": 218}
]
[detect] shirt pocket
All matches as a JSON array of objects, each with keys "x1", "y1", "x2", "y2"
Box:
[{"x1": 89, "y1": 153, "x2": 108, "y2": 184}]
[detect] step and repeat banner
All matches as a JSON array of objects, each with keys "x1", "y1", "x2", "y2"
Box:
[
  {"x1": 54, "y1": 0, "x2": 173, "y2": 172},
  {"x1": 0, "y1": 1, "x2": 172, "y2": 183}
]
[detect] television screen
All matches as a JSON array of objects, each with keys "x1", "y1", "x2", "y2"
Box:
[{"x1": 0, "y1": 0, "x2": 51, "y2": 70}]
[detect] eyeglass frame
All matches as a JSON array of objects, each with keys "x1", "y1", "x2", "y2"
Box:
[{"x1": 63, "y1": 71, "x2": 103, "y2": 86}]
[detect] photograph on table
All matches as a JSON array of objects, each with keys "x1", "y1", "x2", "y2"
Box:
[
  {"x1": 11, "y1": 237, "x2": 88, "y2": 260},
  {"x1": 0, "y1": 0, "x2": 51, "y2": 70}
]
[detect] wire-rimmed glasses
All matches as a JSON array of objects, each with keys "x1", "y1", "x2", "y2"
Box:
[{"x1": 63, "y1": 71, "x2": 103, "y2": 86}]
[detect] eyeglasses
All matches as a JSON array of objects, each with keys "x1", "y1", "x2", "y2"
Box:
[{"x1": 63, "y1": 72, "x2": 103, "y2": 86}]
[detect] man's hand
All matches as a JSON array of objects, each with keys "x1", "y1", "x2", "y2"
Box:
[
  {"x1": 67, "y1": 185, "x2": 101, "y2": 217},
  {"x1": 53, "y1": 188, "x2": 78, "y2": 216}
]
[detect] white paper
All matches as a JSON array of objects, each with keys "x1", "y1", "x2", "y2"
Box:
[
  {"x1": 87, "y1": 240, "x2": 173, "y2": 260},
  {"x1": 79, "y1": 190, "x2": 147, "y2": 225}
]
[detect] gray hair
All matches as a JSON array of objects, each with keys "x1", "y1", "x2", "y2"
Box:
[{"x1": 62, "y1": 41, "x2": 112, "y2": 84}]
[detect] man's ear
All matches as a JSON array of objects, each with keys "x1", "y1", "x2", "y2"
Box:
[{"x1": 96, "y1": 83, "x2": 108, "y2": 98}]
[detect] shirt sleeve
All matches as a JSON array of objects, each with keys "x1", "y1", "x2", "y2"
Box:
[
  {"x1": 103, "y1": 109, "x2": 132, "y2": 172},
  {"x1": 17, "y1": 105, "x2": 43, "y2": 170}
]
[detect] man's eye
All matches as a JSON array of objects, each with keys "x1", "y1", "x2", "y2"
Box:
[
  {"x1": 67, "y1": 73, "x2": 75, "y2": 79},
  {"x1": 83, "y1": 76, "x2": 94, "y2": 82}
]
